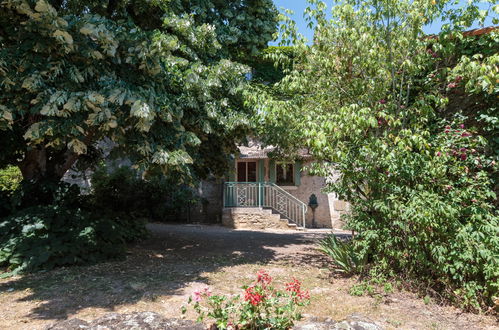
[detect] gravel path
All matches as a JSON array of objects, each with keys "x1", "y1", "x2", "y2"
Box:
[{"x1": 143, "y1": 223, "x2": 343, "y2": 265}]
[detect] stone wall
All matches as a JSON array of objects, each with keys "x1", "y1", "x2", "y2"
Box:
[
  {"x1": 281, "y1": 162, "x2": 348, "y2": 229},
  {"x1": 222, "y1": 208, "x2": 293, "y2": 230},
  {"x1": 328, "y1": 194, "x2": 349, "y2": 229},
  {"x1": 281, "y1": 174, "x2": 332, "y2": 228}
]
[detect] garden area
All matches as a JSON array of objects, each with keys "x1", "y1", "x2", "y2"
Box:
[
  {"x1": 0, "y1": 0, "x2": 498, "y2": 329},
  {"x1": 1, "y1": 224, "x2": 498, "y2": 329}
]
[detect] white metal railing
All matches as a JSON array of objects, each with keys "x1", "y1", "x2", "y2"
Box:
[{"x1": 223, "y1": 182, "x2": 307, "y2": 228}]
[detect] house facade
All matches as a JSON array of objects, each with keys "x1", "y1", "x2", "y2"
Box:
[
  {"x1": 189, "y1": 141, "x2": 348, "y2": 230},
  {"x1": 64, "y1": 140, "x2": 349, "y2": 230}
]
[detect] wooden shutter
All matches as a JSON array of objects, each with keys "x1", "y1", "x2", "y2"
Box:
[
  {"x1": 269, "y1": 159, "x2": 276, "y2": 183},
  {"x1": 258, "y1": 159, "x2": 265, "y2": 182},
  {"x1": 294, "y1": 161, "x2": 302, "y2": 186}
]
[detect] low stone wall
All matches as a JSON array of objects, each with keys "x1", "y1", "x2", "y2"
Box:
[
  {"x1": 222, "y1": 208, "x2": 292, "y2": 230},
  {"x1": 329, "y1": 197, "x2": 350, "y2": 229}
]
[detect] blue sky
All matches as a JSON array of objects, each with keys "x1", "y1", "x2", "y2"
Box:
[{"x1": 272, "y1": 0, "x2": 497, "y2": 44}]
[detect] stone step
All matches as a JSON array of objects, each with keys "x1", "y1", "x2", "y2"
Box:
[{"x1": 222, "y1": 207, "x2": 300, "y2": 231}]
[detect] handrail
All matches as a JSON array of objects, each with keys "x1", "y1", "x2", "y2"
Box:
[
  {"x1": 223, "y1": 182, "x2": 307, "y2": 228},
  {"x1": 224, "y1": 181, "x2": 306, "y2": 209},
  {"x1": 267, "y1": 183, "x2": 308, "y2": 207}
]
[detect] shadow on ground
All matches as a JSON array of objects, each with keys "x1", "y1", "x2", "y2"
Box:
[{"x1": 0, "y1": 224, "x2": 344, "y2": 323}]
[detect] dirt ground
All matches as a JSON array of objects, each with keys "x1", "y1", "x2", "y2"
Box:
[{"x1": 0, "y1": 223, "x2": 497, "y2": 330}]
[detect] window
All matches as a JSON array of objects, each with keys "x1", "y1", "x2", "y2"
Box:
[
  {"x1": 237, "y1": 161, "x2": 257, "y2": 182},
  {"x1": 276, "y1": 163, "x2": 294, "y2": 185}
]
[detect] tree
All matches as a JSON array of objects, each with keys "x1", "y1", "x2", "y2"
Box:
[
  {"x1": 0, "y1": 0, "x2": 278, "y2": 183},
  {"x1": 252, "y1": 0, "x2": 498, "y2": 309}
]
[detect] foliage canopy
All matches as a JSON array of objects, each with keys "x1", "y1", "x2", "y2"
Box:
[
  {"x1": 0, "y1": 0, "x2": 278, "y2": 182},
  {"x1": 251, "y1": 0, "x2": 499, "y2": 310}
]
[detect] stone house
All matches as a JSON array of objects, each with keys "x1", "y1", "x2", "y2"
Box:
[
  {"x1": 190, "y1": 141, "x2": 348, "y2": 230},
  {"x1": 63, "y1": 139, "x2": 349, "y2": 230}
]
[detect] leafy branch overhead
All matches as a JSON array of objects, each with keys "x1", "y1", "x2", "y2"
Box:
[
  {"x1": 255, "y1": 0, "x2": 498, "y2": 311},
  {"x1": 0, "y1": 0, "x2": 278, "y2": 181}
]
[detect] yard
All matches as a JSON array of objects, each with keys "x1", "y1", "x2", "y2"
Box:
[{"x1": 0, "y1": 224, "x2": 497, "y2": 330}]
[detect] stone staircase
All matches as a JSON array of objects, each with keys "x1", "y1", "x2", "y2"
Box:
[
  {"x1": 222, "y1": 207, "x2": 304, "y2": 231},
  {"x1": 223, "y1": 182, "x2": 308, "y2": 229}
]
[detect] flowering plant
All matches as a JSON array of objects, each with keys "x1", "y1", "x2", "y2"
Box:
[{"x1": 182, "y1": 270, "x2": 310, "y2": 329}]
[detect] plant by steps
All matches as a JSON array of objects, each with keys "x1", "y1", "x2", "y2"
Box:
[{"x1": 318, "y1": 235, "x2": 367, "y2": 275}]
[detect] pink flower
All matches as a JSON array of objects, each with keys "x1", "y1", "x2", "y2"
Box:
[
  {"x1": 202, "y1": 287, "x2": 212, "y2": 297},
  {"x1": 447, "y1": 82, "x2": 457, "y2": 89},
  {"x1": 379, "y1": 99, "x2": 387, "y2": 104},
  {"x1": 460, "y1": 124, "x2": 465, "y2": 129},
  {"x1": 460, "y1": 154, "x2": 467, "y2": 161},
  {"x1": 436, "y1": 152, "x2": 441, "y2": 156},
  {"x1": 426, "y1": 49, "x2": 438, "y2": 58},
  {"x1": 193, "y1": 287, "x2": 211, "y2": 302},
  {"x1": 460, "y1": 148, "x2": 467, "y2": 152}
]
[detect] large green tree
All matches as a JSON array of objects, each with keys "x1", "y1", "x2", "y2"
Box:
[
  {"x1": 0, "y1": 0, "x2": 278, "y2": 182},
  {"x1": 251, "y1": 0, "x2": 498, "y2": 309}
]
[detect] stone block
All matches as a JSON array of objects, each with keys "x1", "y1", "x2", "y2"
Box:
[
  {"x1": 222, "y1": 208, "x2": 292, "y2": 230},
  {"x1": 333, "y1": 200, "x2": 347, "y2": 211}
]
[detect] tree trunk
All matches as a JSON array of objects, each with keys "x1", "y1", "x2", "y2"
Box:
[
  {"x1": 16, "y1": 146, "x2": 82, "y2": 207},
  {"x1": 18, "y1": 147, "x2": 48, "y2": 181},
  {"x1": 18, "y1": 146, "x2": 80, "y2": 182}
]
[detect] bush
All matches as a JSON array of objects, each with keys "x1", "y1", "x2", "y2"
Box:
[
  {"x1": 183, "y1": 270, "x2": 310, "y2": 329},
  {"x1": 0, "y1": 191, "x2": 11, "y2": 219},
  {"x1": 0, "y1": 166, "x2": 22, "y2": 193},
  {"x1": 0, "y1": 181, "x2": 147, "y2": 276},
  {"x1": 91, "y1": 165, "x2": 198, "y2": 221},
  {"x1": 0, "y1": 166, "x2": 22, "y2": 217},
  {"x1": 343, "y1": 122, "x2": 499, "y2": 310}
]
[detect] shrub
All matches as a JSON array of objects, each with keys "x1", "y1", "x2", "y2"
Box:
[
  {"x1": 0, "y1": 166, "x2": 22, "y2": 193},
  {"x1": 0, "y1": 191, "x2": 12, "y2": 219},
  {"x1": 343, "y1": 122, "x2": 499, "y2": 310},
  {"x1": 91, "y1": 165, "x2": 199, "y2": 221},
  {"x1": 255, "y1": 0, "x2": 498, "y2": 312},
  {"x1": 0, "y1": 182, "x2": 147, "y2": 276},
  {"x1": 0, "y1": 166, "x2": 22, "y2": 217},
  {"x1": 183, "y1": 270, "x2": 310, "y2": 329}
]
